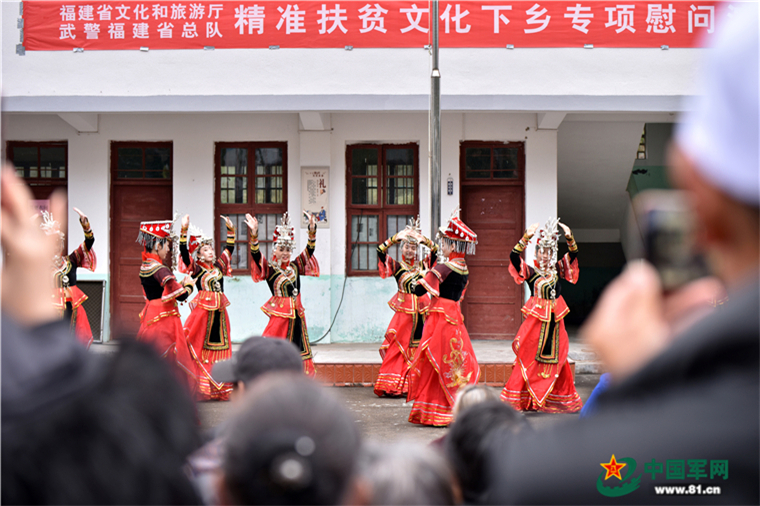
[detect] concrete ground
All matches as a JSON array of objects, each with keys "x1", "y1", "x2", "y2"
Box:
[{"x1": 197, "y1": 373, "x2": 602, "y2": 444}]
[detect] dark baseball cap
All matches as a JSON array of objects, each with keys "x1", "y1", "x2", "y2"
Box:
[{"x1": 211, "y1": 336, "x2": 303, "y2": 385}]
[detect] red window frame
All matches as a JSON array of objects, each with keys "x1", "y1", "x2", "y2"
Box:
[
  {"x1": 345, "y1": 143, "x2": 419, "y2": 277},
  {"x1": 459, "y1": 140, "x2": 526, "y2": 186},
  {"x1": 7, "y1": 140, "x2": 70, "y2": 249},
  {"x1": 214, "y1": 142, "x2": 288, "y2": 275},
  {"x1": 6, "y1": 140, "x2": 69, "y2": 198}
]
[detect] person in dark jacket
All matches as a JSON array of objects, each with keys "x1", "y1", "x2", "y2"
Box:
[{"x1": 486, "y1": 7, "x2": 759, "y2": 504}]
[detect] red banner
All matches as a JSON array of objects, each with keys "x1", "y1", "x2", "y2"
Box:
[{"x1": 22, "y1": 0, "x2": 733, "y2": 50}]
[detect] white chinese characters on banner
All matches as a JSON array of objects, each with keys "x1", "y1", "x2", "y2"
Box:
[
  {"x1": 605, "y1": 4, "x2": 636, "y2": 33},
  {"x1": 277, "y1": 5, "x2": 307, "y2": 34},
  {"x1": 235, "y1": 5, "x2": 266, "y2": 35},
  {"x1": 28, "y1": 1, "x2": 732, "y2": 51},
  {"x1": 400, "y1": 3, "x2": 428, "y2": 33},
  {"x1": 302, "y1": 168, "x2": 330, "y2": 229},
  {"x1": 646, "y1": 3, "x2": 676, "y2": 33},
  {"x1": 525, "y1": 3, "x2": 551, "y2": 34},
  {"x1": 482, "y1": 5, "x2": 511, "y2": 34},
  {"x1": 440, "y1": 4, "x2": 472, "y2": 34},
  {"x1": 318, "y1": 4, "x2": 349, "y2": 34},
  {"x1": 565, "y1": 4, "x2": 593, "y2": 34},
  {"x1": 689, "y1": 5, "x2": 714, "y2": 33},
  {"x1": 358, "y1": 3, "x2": 388, "y2": 33}
]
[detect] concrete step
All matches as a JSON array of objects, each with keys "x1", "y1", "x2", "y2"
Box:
[{"x1": 90, "y1": 338, "x2": 602, "y2": 387}]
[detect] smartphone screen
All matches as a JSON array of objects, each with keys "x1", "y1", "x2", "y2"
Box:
[{"x1": 633, "y1": 190, "x2": 710, "y2": 291}]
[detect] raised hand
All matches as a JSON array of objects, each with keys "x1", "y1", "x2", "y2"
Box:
[
  {"x1": 222, "y1": 215, "x2": 234, "y2": 230},
  {"x1": 304, "y1": 210, "x2": 317, "y2": 232},
  {"x1": 525, "y1": 222, "x2": 540, "y2": 238},
  {"x1": 558, "y1": 221, "x2": 572, "y2": 240},
  {"x1": 181, "y1": 214, "x2": 190, "y2": 231},
  {"x1": 73, "y1": 206, "x2": 90, "y2": 230},
  {"x1": 2, "y1": 166, "x2": 65, "y2": 326},
  {"x1": 244, "y1": 213, "x2": 258, "y2": 236}
]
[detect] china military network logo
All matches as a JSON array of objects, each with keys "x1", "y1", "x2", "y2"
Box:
[{"x1": 597, "y1": 454, "x2": 640, "y2": 497}]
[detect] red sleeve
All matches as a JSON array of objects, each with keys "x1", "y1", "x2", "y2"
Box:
[
  {"x1": 294, "y1": 246, "x2": 320, "y2": 277},
  {"x1": 155, "y1": 267, "x2": 191, "y2": 302},
  {"x1": 557, "y1": 253, "x2": 579, "y2": 284},
  {"x1": 378, "y1": 254, "x2": 400, "y2": 279},
  {"x1": 418, "y1": 264, "x2": 447, "y2": 297},
  {"x1": 69, "y1": 242, "x2": 97, "y2": 272},
  {"x1": 508, "y1": 254, "x2": 533, "y2": 284},
  {"x1": 217, "y1": 249, "x2": 232, "y2": 276}
]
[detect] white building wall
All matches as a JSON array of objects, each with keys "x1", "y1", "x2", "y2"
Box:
[{"x1": 3, "y1": 110, "x2": 558, "y2": 343}]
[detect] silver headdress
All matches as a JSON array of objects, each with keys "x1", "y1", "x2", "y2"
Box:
[
  {"x1": 535, "y1": 217, "x2": 560, "y2": 276},
  {"x1": 273, "y1": 212, "x2": 296, "y2": 251},
  {"x1": 402, "y1": 215, "x2": 422, "y2": 245},
  {"x1": 186, "y1": 223, "x2": 213, "y2": 258},
  {"x1": 40, "y1": 210, "x2": 65, "y2": 240}
]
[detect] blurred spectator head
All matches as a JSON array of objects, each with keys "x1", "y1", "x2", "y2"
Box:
[
  {"x1": 671, "y1": 6, "x2": 759, "y2": 284},
  {"x1": 2, "y1": 330, "x2": 201, "y2": 504},
  {"x1": 445, "y1": 400, "x2": 530, "y2": 504},
  {"x1": 212, "y1": 336, "x2": 303, "y2": 393},
  {"x1": 451, "y1": 384, "x2": 499, "y2": 420},
  {"x1": 350, "y1": 441, "x2": 458, "y2": 505},
  {"x1": 219, "y1": 373, "x2": 360, "y2": 505}
]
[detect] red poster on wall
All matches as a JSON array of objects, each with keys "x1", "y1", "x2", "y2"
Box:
[{"x1": 21, "y1": 0, "x2": 735, "y2": 51}]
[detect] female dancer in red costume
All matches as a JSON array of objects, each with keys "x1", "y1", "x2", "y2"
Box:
[
  {"x1": 501, "y1": 218, "x2": 583, "y2": 413},
  {"x1": 407, "y1": 207, "x2": 481, "y2": 426},
  {"x1": 136, "y1": 220, "x2": 195, "y2": 369},
  {"x1": 245, "y1": 211, "x2": 319, "y2": 377},
  {"x1": 374, "y1": 217, "x2": 438, "y2": 397},
  {"x1": 179, "y1": 214, "x2": 236, "y2": 401},
  {"x1": 41, "y1": 208, "x2": 97, "y2": 348}
]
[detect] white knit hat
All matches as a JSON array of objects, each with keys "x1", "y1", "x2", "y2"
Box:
[{"x1": 675, "y1": 5, "x2": 759, "y2": 206}]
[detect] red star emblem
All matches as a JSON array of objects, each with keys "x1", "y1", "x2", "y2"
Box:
[{"x1": 600, "y1": 454, "x2": 627, "y2": 480}]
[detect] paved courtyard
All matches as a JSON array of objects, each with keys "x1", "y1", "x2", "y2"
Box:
[{"x1": 197, "y1": 373, "x2": 602, "y2": 444}]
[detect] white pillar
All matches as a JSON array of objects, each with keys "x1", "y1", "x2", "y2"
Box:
[{"x1": 524, "y1": 129, "x2": 558, "y2": 265}]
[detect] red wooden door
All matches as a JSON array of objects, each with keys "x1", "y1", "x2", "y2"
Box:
[
  {"x1": 461, "y1": 186, "x2": 523, "y2": 339},
  {"x1": 110, "y1": 143, "x2": 172, "y2": 337},
  {"x1": 459, "y1": 142, "x2": 524, "y2": 340}
]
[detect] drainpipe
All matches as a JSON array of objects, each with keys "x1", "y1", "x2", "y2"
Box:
[{"x1": 430, "y1": 0, "x2": 441, "y2": 240}]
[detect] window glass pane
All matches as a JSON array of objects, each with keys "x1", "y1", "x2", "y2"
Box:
[
  {"x1": 255, "y1": 176, "x2": 283, "y2": 204},
  {"x1": 222, "y1": 148, "x2": 247, "y2": 176},
  {"x1": 351, "y1": 177, "x2": 378, "y2": 205},
  {"x1": 349, "y1": 215, "x2": 379, "y2": 271},
  {"x1": 493, "y1": 148, "x2": 519, "y2": 179},
  {"x1": 351, "y1": 148, "x2": 378, "y2": 177},
  {"x1": 145, "y1": 147, "x2": 171, "y2": 179},
  {"x1": 219, "y1": 214, "x2": 248, "y2": 270},
  {"x1": 13, "y1": 147, "x2": 39, "y2": 178},
  {"x1": 386, "y1": 148, "x2": 414, "y2": 176},
  {"x1": 387, "y1": 214, "x2": 413, "y2": 261},
  {"x1": 40, "y1": 147, "x2": 66, "y2": 179},
  {"x1": 465, "y1": 148, "x2": 490, "y2": 179},
  {"x1": 117, "y1": 147, "x2": 142, "y2": 178},
  {"x1": 256, "y1": 148, "x2": 283, "y2": 172},
  {"x1": 387, "y1": 177, "x2": 414, "y2": 205}
]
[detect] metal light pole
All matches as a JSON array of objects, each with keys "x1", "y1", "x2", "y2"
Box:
[{"x1": 430, "y1": 0, "x2": 441, "y2": 240}]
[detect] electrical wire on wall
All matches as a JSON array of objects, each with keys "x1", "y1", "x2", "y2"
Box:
[{"x1": 309, "y1": 213, "x2": 364, "y2": 345}]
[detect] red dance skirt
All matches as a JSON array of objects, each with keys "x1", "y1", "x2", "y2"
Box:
[
  {"x1": 501, "y1": 315, "x2": 583, "y2": 413},
  {"x1": 407, "y1": 298, "x2": 480, "y2": 426},
  {"x1": 262, "y1": 312, "x2": 316, "y2": 378},
  {"x1": 184, "y1": 305, "x2": 233, "y2": 402},
  {"x1": 70, "y1": 304, "x2": 93, "y2": 349},
  {"x1": 137, "y1": 299, "x2": 198, "y2": 395},
  {"x1": 375, "y1": 312, "x2": 415, "y2": 397}
]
